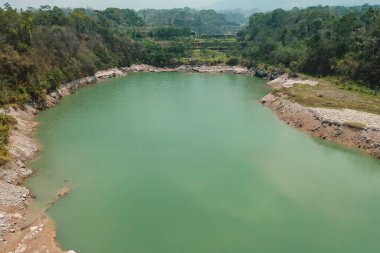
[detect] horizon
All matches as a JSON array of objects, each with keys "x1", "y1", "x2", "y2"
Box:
[{"x1": 2, "y1": 0, "x2": 380, "y2": 11}]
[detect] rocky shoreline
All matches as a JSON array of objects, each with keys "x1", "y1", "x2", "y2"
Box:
[
  {"x1": 261, "y1": 75, "x2": 380, "y2": 158},
  {"x1": 1, "y1": 65, "x2": 379, "y2": 252}
]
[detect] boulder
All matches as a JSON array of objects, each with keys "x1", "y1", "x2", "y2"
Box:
[{"x1": 255, "y1": 70, "x2": 268, "y2": 78}]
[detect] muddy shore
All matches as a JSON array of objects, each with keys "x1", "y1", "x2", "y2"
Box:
[{"x1": 1, "y1": 65, "x2": 379, "y2": 252}]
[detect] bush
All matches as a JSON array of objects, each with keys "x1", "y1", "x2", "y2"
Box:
[
  {"x1": 226, "y1": 57, "x2": 240, "y2": 66},
  {"x1": 0, "y1": 114, "x2": 17, "y2": 165}
]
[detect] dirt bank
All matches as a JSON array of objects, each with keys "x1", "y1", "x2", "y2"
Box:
[{"x1": 261, "y1": 75, "x2": 380, "y2": 158}]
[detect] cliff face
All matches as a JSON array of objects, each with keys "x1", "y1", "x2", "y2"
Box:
[{"x1": 261, "y1": 93, "x2": 380, "y2": 158}]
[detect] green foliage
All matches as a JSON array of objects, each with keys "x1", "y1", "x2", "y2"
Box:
[
  {"x1": 101, "y1": 8, "x2": 144, "y2": 27},
  {"x1": 137, "y1": 8, "x2": 243, "y2": 34},
  {"x1": 178, "y1": 50, "x2": 229, "y2": 65},
  {"x1": 226, "y1": 57, "x2": 239, "y2": 66},
  {"x1": 0, "y1": 114, "x2": 16, "y2": 165},
  {"x1": 137, "y1": 40, "x2": 176, "y2": 67},
  {"x1": 0, "y1": 4, "x2": 184, "y2": 105},
  {"x1": 1, "y1": 3, "x2": 379, "y2": 108},
  {"x1": 152, "y1": 26, "x2": 193, "y2": 39},
  {"x1": 239, "y1": 5, "x2": 380, "y2": 90}
]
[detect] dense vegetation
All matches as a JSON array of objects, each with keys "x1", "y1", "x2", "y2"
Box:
[
  {"x1": 137, "y1": 8, "x2": 243, "y2": 34},
  {"x1": 0, "y1": 114, "x2": 16, "y2": 165},
  {"x1": 0, "y1": 5, "x2": 142, "y2": 105},
  {"x1": 0, "y1": 5, "x2": 247, "y2": 106},
  {"x1": 0, "y1": 4, "x2": 379, "y2": 101},
  {"x1": 238, "y1": 5, "x2": 380, "y2": 90}
]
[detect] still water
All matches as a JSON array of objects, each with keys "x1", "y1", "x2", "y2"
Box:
[{"x1": 27, "y1": 72, "x2": 380, "y2": 253}]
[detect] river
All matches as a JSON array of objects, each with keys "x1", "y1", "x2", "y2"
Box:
[{"x1": 26, "y1": 72, "x2": 380, "y2": 253}]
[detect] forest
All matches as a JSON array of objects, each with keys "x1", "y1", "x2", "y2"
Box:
[
  {"x1": 0, "y1": 4, "x2": 379, "y2": 105},
  {"x1": 0, "y1": 5, "x2": 188, "y2": 105},
  {"x1": 137, "y1": 8, "x2": 245, "y2": 34},
  {"x1": 238, "y1": 5, "x2": 380, "y2": 90}
]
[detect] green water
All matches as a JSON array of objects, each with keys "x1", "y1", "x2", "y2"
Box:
[{"x1": 27, "y1": 73, "x2": 380, "y2": 253}]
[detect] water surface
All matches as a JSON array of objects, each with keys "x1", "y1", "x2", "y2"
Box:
[{"x1": 27, "y1": 73, "x2": 380, "y2": 253}]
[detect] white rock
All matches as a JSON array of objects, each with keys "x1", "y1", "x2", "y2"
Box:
[
  {"x1": 67, "y1": 250, "x2": 77, "y2": 253},
  {"x1": 30, "y1": 226, "x2": 39, "y2": 232},
  {"x1": 13, "y1": 213, "x2": 22, "y2": 219}
]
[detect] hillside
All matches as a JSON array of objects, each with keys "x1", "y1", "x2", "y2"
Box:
[
  {"x1": 137, "y1": 8, "x2": 244, "y2": 34},
  {"x1": 203, "y1": 0, "x2": 380, "y2": 10},
  {"x1": 238, "y1": 5, "x2": 380, "y2": 90}
]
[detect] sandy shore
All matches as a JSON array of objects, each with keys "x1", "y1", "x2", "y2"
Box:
[{"x1": 261, "y1": 75, "x2": 380, "y2": 158}]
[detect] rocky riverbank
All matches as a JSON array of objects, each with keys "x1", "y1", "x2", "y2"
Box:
[
  {"x1": 261, "y1": 75, "x2": 380, "y2": 158},
  {"x1": 0, "y1": 104, "x2": 66, "y2": 253}
]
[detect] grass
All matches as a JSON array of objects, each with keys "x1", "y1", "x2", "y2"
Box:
[
  {"x1": 276, "y1": 77, "x2": 380, "y2": 115},
  {"x1": 177, "y1": 49, "x2": 229, "y2": 65},
  {"x1": 0, "y1": 114, "x2": 17, "y2": 166}
]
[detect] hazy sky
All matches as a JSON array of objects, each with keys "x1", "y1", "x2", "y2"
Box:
[
  {"x1": 2, "y1": 0, "x2": 213, "y2": 9},
  {"x1": 2, "y1": 0, "x2": 380, "y2": 10}
]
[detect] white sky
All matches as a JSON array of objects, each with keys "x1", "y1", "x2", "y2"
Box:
[
  {"x1": 2, "y1": 0, "x2": 216, "y2": 9},
  {"x1": 2, "y1": 0, "x2": 379, "y2": 10}
]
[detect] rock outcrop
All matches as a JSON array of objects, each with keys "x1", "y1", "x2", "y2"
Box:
[{"x1": 267, "y1": 74, "x2": 319, "y2": 89}]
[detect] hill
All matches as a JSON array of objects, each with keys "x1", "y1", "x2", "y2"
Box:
[{"x1": 203, "y1": 0, "x2": 380, "y2": 10}]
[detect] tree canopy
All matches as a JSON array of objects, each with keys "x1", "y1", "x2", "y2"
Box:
[
  {"x1": 238, "y1": 5, "x2": 380, "y2": 89},
  {"x1": 0, "y1": 5, "x2": 179, "y2": 105},
  {"x1": 0, "y1": 4, "x2": 379, "y2": 107}
]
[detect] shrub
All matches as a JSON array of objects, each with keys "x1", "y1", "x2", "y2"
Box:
[
  {"x1": 226, "y1": 57, "x2": 240, "y2": 66},
  {"x1": 0, "y1": 114, "x2": 17, "y2": 165}
]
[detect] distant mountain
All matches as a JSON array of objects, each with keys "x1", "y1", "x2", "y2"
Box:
[{"x1": 203, "y1": 0, "x2": 380, "y2": 10}]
